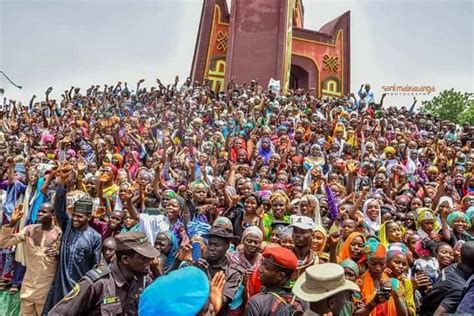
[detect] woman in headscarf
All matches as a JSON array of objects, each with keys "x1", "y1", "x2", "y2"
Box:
[
  {"x1": 166, "y1": 196, "x2": 186, "y2": 239},
  {"x1": 359, "y1": 238, "x2": 408, "y2": 316},
  {"x1": 334, "y1": 232, "x2": 366, "y2": 270},
  {"x1": 465, "y1": 206, "x2": 474, "y2": 240},
  {"x1": 460, "y1": 193, "x2": 474, "y2": 211},
  {"x1": 99, "y1": 163, "x2": 119, "y2": 217},
  {"x1": 311, "y1": 226, "x2": 328, "y2": 262},
  {"x1": 289, "y1": 155, "x2": 304, "y2": 177},
  {"x1": 462, "y1": 174, "x2": 474, "y2": 196},
  {"x1": 386, "y1": 243, "x2": 416, "y2": 316},
  {"x1": 190, "y1": 179, "x2": 213, "y2": 224},
  {"x1": 111, "y1": 153, "x2": 124, "y2": 169},
  {"x1": 262, "y1": 191, "x2": 291, "y2": 239},
  {"x1": 158, "y1": 189, "x2": 176, "y2": 214},
  {"x1": 228, "y1": 226, "x2": 263, "y2": 271},
  {"x1": 213, "y1": 216, "x2": 234, "y2": 230},
  {"x1": 362, "y1": 141, "x2": 378, "y2": 162},
  {"x1": 229, "y1": 137, "x2": 247, "y2": 163},
  {"x1": 363, "y1": 198, "x2": 381, "y2": 236},
  {"x1": 135, "y1": 168, "x2": 158, "y2": 214},
  {"x1": 440, "y1": 210, "x2": 470, "y2": 245},
  {"x1": 379, "y1": 220, "x2": 403, "y2": 248},
  {"x1": 241, "y1": 193, "x2": 264, "y2": 233},
  {"x1": 125, "y1": 151, "x2": 141, "y2": 179},
  {"x1": 415, "y1": 208, "x2": 440, "y2": 240},
  {"x1": 434, "y1": 196, "x2": 454, "y2": 218},
  {"x1": 302, "y1": 165, "x2": 324, "y2": 194},
  {"x1": 299, "y1": 194, "x2": 321, "y2": 226},
  {"x1": 383, "y1": 146, "x2": 399, "y2": 175},
  {"x1": 256, "y1": 137, "x2": 275, "y2": 165},
  {"x1": 303, "y1": 144, "x2": 325, "y2": 172},
  {"x1": 340, "y1": 259, "x2": 363, "y2": 316},
  {"x1": 405, "y1": 149, "x2": 420, "y2": 181},
  {"x1": 154, "y1": 231, "x2": 179, "y2": 271}
]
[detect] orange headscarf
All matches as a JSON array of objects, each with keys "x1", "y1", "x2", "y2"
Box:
[
  {"x1": 360, "y1": 271, "x2": 401, "y2": 316},
  {"x1": 112, "y1": 153, "x2": 124, "y2": 169},
  {"x1": 337, "y1": 232, "x2": 365, "y2": 263}
]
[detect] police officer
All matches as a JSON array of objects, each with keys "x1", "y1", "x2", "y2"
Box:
[
  {"x1": 48, "y1": 232, "x2": 159, "y2": 315},
  {"x1": 245, "y1": 246, "x2": 305, "y2": 316}
]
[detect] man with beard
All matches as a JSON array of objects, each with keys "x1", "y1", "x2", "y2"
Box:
[{"x1": 49, "y1": 232, "x2": 159, "y2": 315}]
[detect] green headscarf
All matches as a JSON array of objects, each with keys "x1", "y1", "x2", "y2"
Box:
[
  {"x1": 340, "y1": 259, "x2": 359, "y2": 276},
  {"x1": 447, "y1": 211, "x2": 470, "y2": 228}
]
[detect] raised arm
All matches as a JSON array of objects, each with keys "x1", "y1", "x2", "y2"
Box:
[
  {"x1": 6, "y1": 156, "x2": 15, "y2": 185},
  {"x1": 124, "y1": 190, "x2": 140, "y2": 222},
  {"x1": 29, "y1": 95, "x2": 36, "y2": 112},
  {"x1": 55, "y1": 170, "x2": 71, "y2": 232},
  {"x1": 440, "y1": 206, "x2": 451, "y2": 242},
  {"x1": 408, "y1": 96, "x2": 417, "y2": 113},
  {"x1": 349, "y1": 187, "x2": 368, "y2": 221},
  {"x1": 0, "y1": 206, "x2": 28, "y2": 248}
]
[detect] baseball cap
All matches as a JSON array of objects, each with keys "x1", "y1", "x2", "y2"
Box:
[{"x1": 290, "y1": 215, "x2": 315, "y2": 231}]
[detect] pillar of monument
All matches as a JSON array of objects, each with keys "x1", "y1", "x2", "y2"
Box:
[{"x1": 224, "y1": 0, "x2": 292, "y2": 89}]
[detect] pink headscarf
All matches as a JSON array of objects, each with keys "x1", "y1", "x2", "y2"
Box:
[
  {"x1": 126, "y1": 151, "x2": 140, "y2": 178},
  {"x1": 42, "y1": 133, "x2": 55, "y2": 144}
]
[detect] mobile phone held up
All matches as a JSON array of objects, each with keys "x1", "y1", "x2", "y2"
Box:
[
  {"x1": 192, "y1": 242, "x2": 201, "y2": 262},
  {"x1": 378, "y1": 287, "x2": 391, "y2": 296}
]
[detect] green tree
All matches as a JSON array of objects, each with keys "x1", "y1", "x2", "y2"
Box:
[
  {"x1": 420, "y1": 89, "x2": 474, "y2": 124},
  {"x1": 457, "y1": 103, "x2": 474, "y2": 125}
]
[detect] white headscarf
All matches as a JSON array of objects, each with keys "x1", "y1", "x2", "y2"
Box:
[
  {"x1": 363, "y1": 198, "x2": 381, "y2": 235},
  {"x1": 300, "y1": 194, "x2": 322, "y2": 227},
  {"x1": 303, "y1": 165, "x2": 323, "y2": 193}
]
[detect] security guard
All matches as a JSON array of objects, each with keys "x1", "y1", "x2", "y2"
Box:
[{"x1": 48, "y1": 232, "x2": 159, "y2": 315}]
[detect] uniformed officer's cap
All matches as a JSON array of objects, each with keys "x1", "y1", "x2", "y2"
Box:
[{"x1": 114, "y1": 232, "x2": 159, "y2": 258}]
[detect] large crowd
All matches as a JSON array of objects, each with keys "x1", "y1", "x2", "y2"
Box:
[{"x1": 0, "y1": 78, "x2": 473, "y2": 316}]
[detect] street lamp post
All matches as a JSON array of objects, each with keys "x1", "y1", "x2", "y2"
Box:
[
  {"x1": 0, "y1": 71, "x2": 22, "y2": 112},
  {"x1": 0, "y1": 71, "x2": 22, "y2": 90}
]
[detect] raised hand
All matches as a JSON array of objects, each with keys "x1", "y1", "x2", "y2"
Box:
[
  {"x1": 76, "y1": 161, "x2": 86, "y2": 172},
  {"x1": 122, "y1": 188, "x2": 135, "y2": 202},
  {"x1": 10, "y1": 204, "x2": 24, "y2": 225},
  {"x1": 347, "y1": 160, "x2": 359, "y2": 174},
  {"x1": 209, "y1": 271, "x2": 226, "y2": 314},
  {"x1": 6, "y1": 156, "x2": 15, "y2": 166},
  {"x1": 329, "y1": 232, "x2": 342, "y2": 246}
]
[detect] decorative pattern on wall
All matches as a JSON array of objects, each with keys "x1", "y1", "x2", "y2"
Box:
[
  {"x1": 323, "y1": 54, "x2": 339, "y2": 72},
  {"x1": 216, "y1": 31, "x2": 229, "y2": 52}
]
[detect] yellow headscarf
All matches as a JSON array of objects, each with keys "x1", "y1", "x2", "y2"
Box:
[
  {"x1": 270, "y1": 190, "x2": 289, "y2": 205},
  {"x1": 415, "y1": 208, "x2": 440, "y2": 231},
  {"x1": 312, "y1": 226, "x2": 328, "y2": 254},
  {"x1": 379, "y1": 221, "x2": 405, "y2": 248},
  {"x1": 384, "y1": 146, "x2": 396, "y2": 155}
]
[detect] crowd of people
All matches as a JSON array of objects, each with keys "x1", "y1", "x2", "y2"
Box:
[{"x1": 0, "y1": 77, "x2": 473, "y2": 316}]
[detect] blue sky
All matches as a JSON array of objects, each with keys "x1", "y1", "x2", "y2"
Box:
[{"x1": 1, "y1": 0, "x2": 473, "y2": 108}]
